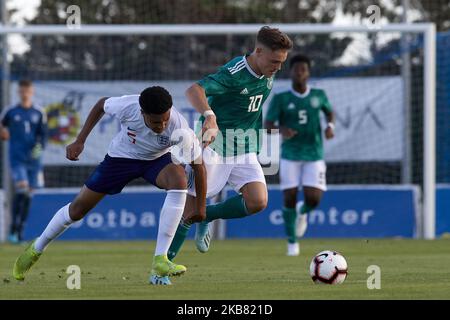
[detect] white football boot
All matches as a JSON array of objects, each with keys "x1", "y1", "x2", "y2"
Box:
[
  {"x1": 295, "y1": 201, "x2": 309, "y2": 238},
  {"x1": 287, "y1": 242, "x2": 300, "y2": 256}
]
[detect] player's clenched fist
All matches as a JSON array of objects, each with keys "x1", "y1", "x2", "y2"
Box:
[
  {"x1": 202, "y1": 114, "x2": 219, "y2": 148},
  {"x1": 280, "y1": 126, "x2": 297, "y2": 139},
  {"x1": 185, "y1": 211, "x2": 206, "y2": 224},
  {"x1": 66, "y1": 140, "x2": 84, "y2": 161},
  {"x1": 325, "y1": 126, "x2": 334, "y2": 139}
]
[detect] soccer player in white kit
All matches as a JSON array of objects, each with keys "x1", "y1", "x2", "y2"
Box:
[{"x1": 12, "y1": 86, "x2": 206, "y2": 285}]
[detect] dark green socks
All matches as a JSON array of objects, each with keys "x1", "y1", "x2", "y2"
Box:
[
  {"x1": 168, "y1": 195, "x2": 250, "y2": 261},
  {"x1": 168, "y1": 221, "x2": 191, "y2": 261},
  {"x1": 282, "y1": 207, "x2": 297, "y2": 244},
  {"x1": 300, "y1": 202, "x2": 315, "y2": 215},
  {"x1": 205, "y1": 194, "x2": 249, "y2": 222}
]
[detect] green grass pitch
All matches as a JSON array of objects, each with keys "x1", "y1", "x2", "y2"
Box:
[{"x1": 1, "y1": 239, "x2": 450, "y2": 299}]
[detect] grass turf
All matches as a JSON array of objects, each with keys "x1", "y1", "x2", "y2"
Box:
[{"x1": 1, "y1": 238, "x2": 450, "y2": 300}]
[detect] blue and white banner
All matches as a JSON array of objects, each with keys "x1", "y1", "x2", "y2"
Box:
[
  {"x1": 23, "y1": 186, "x2": 418, "y2": 240},
  {"x1": 227, "y1": 186, "x2": 419, "y2": 238},
  {"x1": 10, "y1": 77, "x2": 403, "y2": 165},
  {"x1": 23, "y1": 188, "x2": 195, "y2": 240}
]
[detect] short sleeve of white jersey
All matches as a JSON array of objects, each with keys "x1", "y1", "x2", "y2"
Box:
[
  {"x1": 104, "y1": 95, "x2": 140, "y2": 122},
  {"x1": 170, "y1": 115, "x2": 202, "y2": 165}
]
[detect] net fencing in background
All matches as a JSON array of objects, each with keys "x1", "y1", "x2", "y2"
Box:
[
  {"x1": 1, "y1": 0, "x2": 446, "y2": 239},
  {"x1": 1, "y1": 0, "x2": 445, "y2": 188},
  {"x1": 4, "y1": 28, "x2": 427, "y2": 190}
]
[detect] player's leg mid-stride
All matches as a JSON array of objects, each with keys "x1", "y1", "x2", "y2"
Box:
[
  {"x1": 194, "y1": 181, "x2": 268, "y2": 253},
  {"x1": 13, "y1": 87, "x2": 207, "y2": 286},
  {"x1": 13, "y1": 239, "x2": 41, "y2": 281},
  {"x1": 13, "y1": 174, "x2": 189, "y2": 285},
  {"x1": 13, "y1": 187, "x2": 105, "y2": 281},
  {"x1": 168, "y1": 168, "x2": 268, "y2": 260},
  {"x1": 168, "y1": 26, "x2": 293, "y2": 261},
  {"x1": 265, "y1": 54, "x2": 334, "y2": 256}
]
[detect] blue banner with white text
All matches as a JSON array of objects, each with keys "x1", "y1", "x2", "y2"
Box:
[
  {"x1": 226, "y1": 187, "x2": 418, "y2": 238},
  {"x1": 24, "y1": 186, "x2": 419, "y2": 240},
  {"x1": 23, "y1": 191, "x2": 180, "y2": 240}
]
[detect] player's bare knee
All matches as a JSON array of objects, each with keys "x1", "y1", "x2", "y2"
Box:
[
  {"x1": 245, "y1": 196, "x2": 267, "y2": 214},
  {"x1": 161, "y1": 165, "x2": 187, "y2": 190},
  {"x1": 284, "y1": 195, "x2": 297, "y2": 208},
  {"x1": 305, "y1": 197, "x2": 320, "y2": 209},
  {"x1": 283, "y1": 189, "x2": 297, "y2": 208},
  {"x1": 167, "y1": 174, "x2": 187, "y2": 190}
]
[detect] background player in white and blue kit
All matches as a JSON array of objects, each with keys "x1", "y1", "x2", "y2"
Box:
[
  {"x1": 0, "y1": 80, "x2": 47, "y2": 244},
  {"x1": 12, "y1": 86, "x2": 207, "y2": 285}
]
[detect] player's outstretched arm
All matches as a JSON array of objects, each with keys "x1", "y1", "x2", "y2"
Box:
[
  {"x1": 66, "y1": 97, "x2": 108, "y2": 161},
  {"x1": 187, "y1": 158, "x2": 207, "y2": 223},
  {"x1": 185, "y1": 83, "x2": 218, "y2": 148}
]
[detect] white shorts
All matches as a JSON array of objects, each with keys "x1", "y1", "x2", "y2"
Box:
[
  {"x1": 187, "y1": 147, "x2": 266, "y2": 198},
  {"x1": 279, "y1": 159, "x2": 327, "y2": 191}
]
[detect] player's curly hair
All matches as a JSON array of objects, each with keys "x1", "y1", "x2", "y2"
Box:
[
  {"x1": 256, "y1": 26, "x2": 293, "y2": 51},
  {"x1": 139, "y1": 86, "x2": 173, "y2": 115},
  {"x1": 289, "y1": 54, "x2": 311, "y2": 70}
]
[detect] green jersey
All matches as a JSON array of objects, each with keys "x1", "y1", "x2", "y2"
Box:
[
  {"x1": 266, "y1": 87, "x2": 332, "y2": 161},
  {"x1": 197, "y1": 55, "x2": 274, "y2": 157}
]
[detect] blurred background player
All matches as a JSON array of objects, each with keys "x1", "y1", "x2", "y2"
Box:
[
  {"x1": 168, "y1": 26, "x2": 293, "y2": 260},
  {"x1": 265, "y1": 54, "x2": 335, "y2": 256},
  {"x1": 12, "y1": 86, "x2": 206, "y2": 285},
  {"x1": 0, "y1": 79, "x2": 47, "y2": 244}
]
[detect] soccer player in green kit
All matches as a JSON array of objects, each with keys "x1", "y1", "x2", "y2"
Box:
[
  {"x1": 265, "y1": 54, "x2": 335, "y2": 256},
  {"x1": 168, "y1": 26, "x2": 293, "y2": 260}
]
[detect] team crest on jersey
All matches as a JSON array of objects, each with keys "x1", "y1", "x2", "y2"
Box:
[
  {"x1": 14, "y1": 115, "x2": 21, "y2": 122},
  {"x1": 266, "y1": 77, "x2": 273, "y2": 89},
  {"x1": 310, "y1": 97, "x2": 320, "y2": 108},
  {"x1": 157, "y1": 135, "x2": 170, "y2": 146},
  {"x1": 288, "y1": 103, "x2": 296, "y2": 110}
]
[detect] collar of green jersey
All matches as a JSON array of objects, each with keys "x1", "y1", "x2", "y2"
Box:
[
  {"x1": 290, "y1": 85, "x2": 311, "y2": 99},
  {"x1": 243, "y1": 55, "x2": 265, "y2": 79}
]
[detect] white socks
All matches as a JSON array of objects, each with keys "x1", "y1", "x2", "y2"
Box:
[
  {"x1": 155, "y1": 190, "x2": 187, "y2": 256},
  {"x1": 34, "y1": 203, "x2": 75, "y2": 253}
]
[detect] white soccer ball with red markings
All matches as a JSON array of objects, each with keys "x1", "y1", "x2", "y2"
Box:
[{"x1": 310, "y1": 250, "x2": 348, "y2": 284}]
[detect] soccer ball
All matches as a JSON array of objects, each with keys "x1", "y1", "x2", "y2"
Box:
[{"x1": 309, "y1": 250, "x2": 348, "y2": 284}]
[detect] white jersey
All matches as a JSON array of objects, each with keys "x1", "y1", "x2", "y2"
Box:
[{"x1": 104, "y1": 95, "x2": 201, "y2": 163}]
